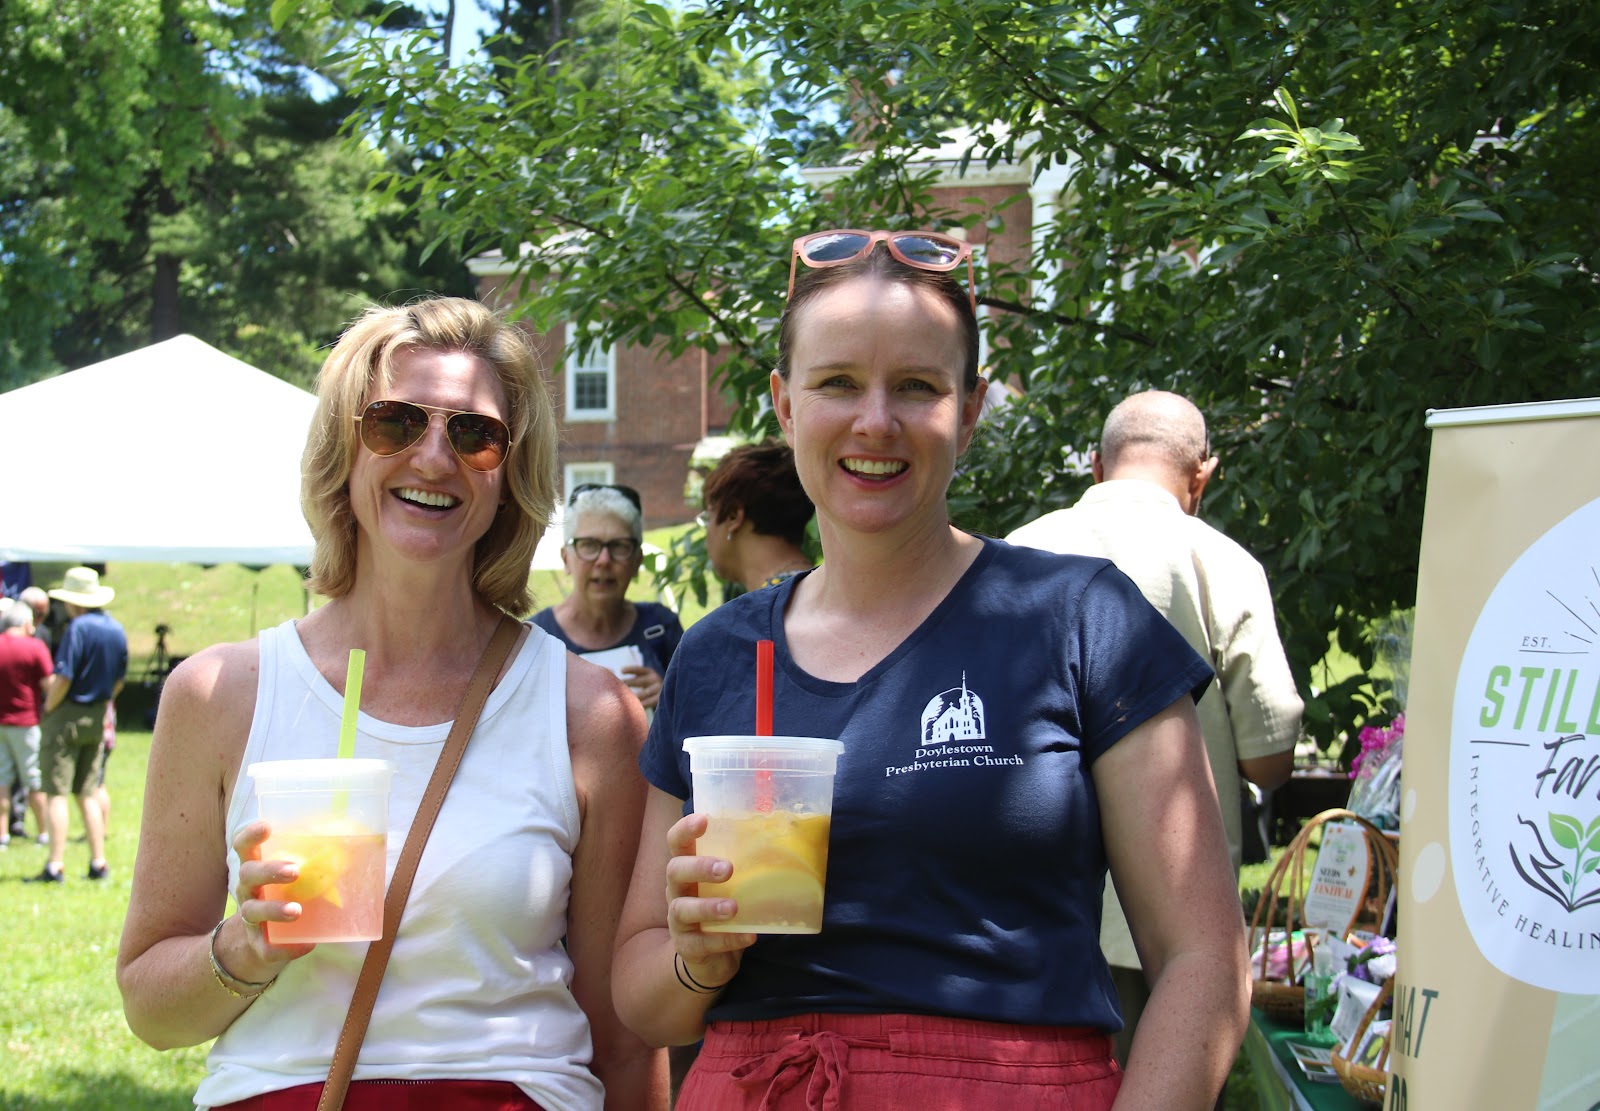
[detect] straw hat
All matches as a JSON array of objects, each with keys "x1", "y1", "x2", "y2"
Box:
[{"x1": 48, "y1": 566, "x2": 115, "y2": 608}]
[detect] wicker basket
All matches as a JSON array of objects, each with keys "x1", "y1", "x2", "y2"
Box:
[
  {"x1": 1249, "y1": 808, "x2": 1399, "y2": 1024},
  {"x1": 1330, "y1": 977, "x2": 1393, "y2": 1106}
]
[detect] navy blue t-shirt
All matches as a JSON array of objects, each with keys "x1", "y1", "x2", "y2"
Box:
[
  {"x1": 530, "y1": 600, "x2": 683, "y2": 678},
  {"x1": 640, "y1": 537, "x2": 1212, "y2": 1030},
  {"x1": 54, "y1": 610, "x2": 128, "y2": 704}
]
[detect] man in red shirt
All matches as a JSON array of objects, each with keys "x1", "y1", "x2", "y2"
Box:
[{"x1": 0, "y1": 598, "x2": 53, "y2": 850}]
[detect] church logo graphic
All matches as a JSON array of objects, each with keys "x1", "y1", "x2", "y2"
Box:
[{"x1": 920, "y1": 673, "x2": 986, "y2": 746}]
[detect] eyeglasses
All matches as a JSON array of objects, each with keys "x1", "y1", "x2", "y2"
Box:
[
  {"x1": 567, "y1": 536, "x2": 640, "y2": 562},
  {"x1": 569, "y1": 482, "x2": 643, "y2": 514},
  {"x1": 355, "y1": 399, "x2": 512, "y2": 472},
  {"x1": 694, "y1": 511, "x2": 710, "y2": 528},
  {"x1": 789, "y1": 229, "x2": 976, "y2": 311}
]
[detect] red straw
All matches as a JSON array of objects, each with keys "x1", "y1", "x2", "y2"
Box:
[
  {"x1": 755, "y1": 639, "x2": 774, "y2": 736},
  {"x1": 755, "y1": 640, "x2": 775, "y2": 811}
]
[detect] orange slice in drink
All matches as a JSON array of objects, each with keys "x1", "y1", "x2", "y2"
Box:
[{"x1": 269, "y1": 821, "x2": 373, "y2": 907}]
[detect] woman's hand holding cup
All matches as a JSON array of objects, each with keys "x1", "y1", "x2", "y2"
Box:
[
  {"x1": 665, "y1": 811, "x2": 753, "y2": 989},
  {"x1": 230, "y1": 820, "x2": 318, "y2": 975}
]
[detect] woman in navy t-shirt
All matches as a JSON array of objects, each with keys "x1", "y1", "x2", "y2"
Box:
[{"x1": 613, "y1": 230, "x2": 1250, "y2": 1109}]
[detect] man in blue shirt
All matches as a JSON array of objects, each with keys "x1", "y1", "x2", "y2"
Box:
[{"x1": 28, "y1": 567, "x2": 126, "y2": 883}]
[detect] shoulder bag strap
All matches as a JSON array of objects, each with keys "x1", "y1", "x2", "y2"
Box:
[{"x1": 316, "y1": 613, "x2": 522, "y2": 1111}]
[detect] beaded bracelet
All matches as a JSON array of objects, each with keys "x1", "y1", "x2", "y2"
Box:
[
  {"x1": 209, "y1": 917, "x2": 278, "y2": 999},
  {"x1": 674, "y1": 951, "x2": 731, "y2": 995}
]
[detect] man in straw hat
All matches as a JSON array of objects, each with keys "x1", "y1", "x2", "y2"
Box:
[{"x1": 27, "y1": 567, "x2": 126, "y2": 883}]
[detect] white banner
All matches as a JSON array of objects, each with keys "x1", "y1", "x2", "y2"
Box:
[{"x1": 1394, "y1": 397, "x2": 1600, "y2": 1110}]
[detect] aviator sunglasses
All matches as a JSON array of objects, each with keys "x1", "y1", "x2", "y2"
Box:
[
  {"x1": 355, "y1": 399, "x2": 512, "y2": 472},
  {"x1": 789, "y1": 229, "x2": 977, "y2": 311}
]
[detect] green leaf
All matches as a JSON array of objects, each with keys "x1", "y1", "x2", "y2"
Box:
[
  {"x1": 270, "y1": 0, "x2": 299, "y2": 32},
  {"x1": 1272, "y1": 86, "x2": 1299, "y2": 126},
  {"x1": 1550, "y1": 813, "x2": 1583, "y2": 850}
]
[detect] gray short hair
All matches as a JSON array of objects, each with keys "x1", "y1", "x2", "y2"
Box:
[
  {"x1": 1, "y1": 599, "x2": 31, "y2": 631},
  {"x1": 565, "y1": 486, "x2": 643, "y2": 543}
]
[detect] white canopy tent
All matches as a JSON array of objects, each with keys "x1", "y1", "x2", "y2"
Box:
[{"x1": 0, "y1": 335, "x2": 318, "y2": 565}]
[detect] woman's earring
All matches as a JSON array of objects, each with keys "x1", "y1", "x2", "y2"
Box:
[{"x1": 726, "y1": 531, "x2": 734, "y2": 541}]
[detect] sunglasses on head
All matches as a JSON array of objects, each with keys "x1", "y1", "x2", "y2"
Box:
[
  {"x1": 569, "y1": 482, "x2": 643, "y2": 514},
  {"x1": 355, "y1": 399, "x2": 512, "y2": 472},
  {"x1": 789, "y1": 228, "x2": 977, "y2": 311}
]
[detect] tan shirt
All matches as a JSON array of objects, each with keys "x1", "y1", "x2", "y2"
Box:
[{"x1": 1008, "y1": 479, "x2": 1302, "y2": 967}]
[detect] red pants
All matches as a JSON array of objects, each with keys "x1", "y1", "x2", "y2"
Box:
[
  {"x1": 213, "y1": 1079, "x2": 545, "y2": 1110},
  {"x1": 678, "y1": 1012, "x2": 1121, "y2": 1111}
]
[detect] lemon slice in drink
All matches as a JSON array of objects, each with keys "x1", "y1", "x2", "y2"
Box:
[
  {"x1": 284, "y1": 842, "x2": 349, "y2": 907},
  {"x1": 731, "y1": 864, "x2": 824, "y2": 922}
]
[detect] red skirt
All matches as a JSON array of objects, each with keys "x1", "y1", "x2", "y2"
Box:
[
  {"x1": 212, "y1": 1079, "x2": 545, "y2": 1110},
  {"x1": 678, "y1": 1012, "x2": 1121, "y2": 1111}
]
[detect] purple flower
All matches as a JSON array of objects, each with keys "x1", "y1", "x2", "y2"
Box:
[
  {"x1": 1350, "y1": 714, "x2": 1405, "y2": 778},
  {"x1": 1349, "y1": 936, "x2": 1398, "y2": 983}
]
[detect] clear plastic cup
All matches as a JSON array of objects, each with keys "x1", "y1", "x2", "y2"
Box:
[
  {"x1": 248, "y1": 758, "x2": 394, "y2": 943},
  {"x1": 684, "y1": 735, "x2": 844, "y2": 934}
]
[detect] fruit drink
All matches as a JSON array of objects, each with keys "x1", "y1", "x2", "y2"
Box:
[
  {"x1": 698, "y1": 811, "x2": 831, "y2": 934},
  {"x1": 261, "y1": 823, "x2": 387, "y2": 943}
]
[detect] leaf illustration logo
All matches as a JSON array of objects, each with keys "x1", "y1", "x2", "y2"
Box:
[
  {"x1": 1510, "y1": 812, "x2": 1600, "y2": 913},
  {"x1": 1550, "y1": 812, "x2": 1600, "y2": 900}
]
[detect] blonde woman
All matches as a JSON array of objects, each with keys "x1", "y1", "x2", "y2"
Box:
[{"x1": 119, "y1": 298, "x2": 665, "y2": 1110}]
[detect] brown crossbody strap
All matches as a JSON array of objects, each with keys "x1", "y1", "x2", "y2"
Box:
[{"x1": 316, "y1": 614, "x2": 521, "y2": 1111}]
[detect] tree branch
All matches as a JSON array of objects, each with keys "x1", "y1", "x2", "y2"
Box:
[
  {"x1": 981, "y1": 295, "x2": 1155, "y2": 347},
  {"x1": 968, "y1": 28, "x2": 1195, "y2": 192}
]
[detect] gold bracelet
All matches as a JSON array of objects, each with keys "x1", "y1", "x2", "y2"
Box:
[{"x1": 209, "y1": 917, "x2": 277, "y2": 999}]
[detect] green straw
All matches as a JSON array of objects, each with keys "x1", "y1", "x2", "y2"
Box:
[{"x1": 338, "y1": 648, "x2": 366, "y2": 759}]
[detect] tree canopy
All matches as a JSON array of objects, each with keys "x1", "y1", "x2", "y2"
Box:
[
  {"x1": 0, "y1": 0, "x2": 471, "y2": 387},
  {"x1": 331, "y1": 0, "x2": 1600, "y2": 751}
]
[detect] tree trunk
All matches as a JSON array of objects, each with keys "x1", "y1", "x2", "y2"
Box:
[{"x1": 151, "y1": 184, "x2": 181, "y2": 342}]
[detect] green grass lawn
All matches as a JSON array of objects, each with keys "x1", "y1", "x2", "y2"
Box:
[
  {"x1": 5, "y1": 554, "x2": 1270, "y2": 1109},
  {"x1": 2, "y1": 726, "x2": 210, "y2": 1110}
]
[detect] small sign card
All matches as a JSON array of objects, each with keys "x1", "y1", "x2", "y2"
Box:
[
  {"x1": 1329, "y1": 976, "x2": 1382, "y2": 1050},
  {"x1": 1304, "y1": 820, "x2": 1371, "y2": 936},
  {"x1": 1287, "y1": 1042, "x2": 1340, "y2": 1084}
]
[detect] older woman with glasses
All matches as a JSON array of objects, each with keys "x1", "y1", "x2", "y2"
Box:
[
  {"x1": 118, "y1": 297, "x2": 665, "y2": 1110},
  {"x1": 612, "y1": 231, "x2": 1248, "y2": 1110},
  {"x1": 531, "y1": 485, "x2": 683, "y2": 712}
]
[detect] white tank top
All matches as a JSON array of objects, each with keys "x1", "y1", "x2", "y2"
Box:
[{"x1": 195, "y1": 620, "x2": 602, "y2": 1111}]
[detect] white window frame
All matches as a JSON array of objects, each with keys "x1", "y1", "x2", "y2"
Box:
[
  {"x1": 564, "y1": 462, "x2": 616, "y2": 505},
  {"x1": 565, "y1": 324, "x2": 616, "y2": 422}
]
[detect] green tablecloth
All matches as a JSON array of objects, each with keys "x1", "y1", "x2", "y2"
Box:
[{"x1": 1244, "y1": 1008, "x2": 1373, "y2": 1111}]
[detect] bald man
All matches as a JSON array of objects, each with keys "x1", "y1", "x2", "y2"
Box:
[{"x1": 1007, "y1": 390, "x2": 1302, "y2": 1066}]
